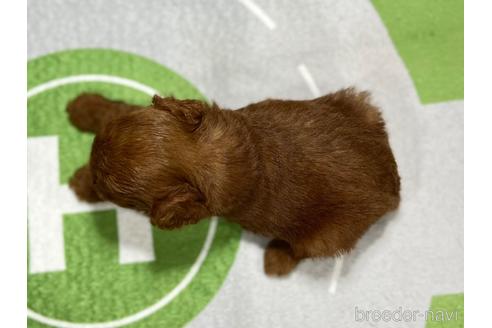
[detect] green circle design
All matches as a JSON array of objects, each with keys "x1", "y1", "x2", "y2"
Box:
[{"x1": 27, "y1": 49, "x2": 241, "y2": 328}]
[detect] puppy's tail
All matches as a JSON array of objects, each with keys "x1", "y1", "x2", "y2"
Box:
[{"x1": 315, "y1": 87, "x2": 383, "y2": 126}]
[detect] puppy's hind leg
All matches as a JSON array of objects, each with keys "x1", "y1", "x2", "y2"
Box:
[
  {"x1": 264, "y1": 239, "x2": 300, "y2": 276},
  {"x1": 292, "y1": 218, "x2": 368, "y2": 263},
  {"x1": 67, "y1": 93, "x2": 143, "y2": 134}
]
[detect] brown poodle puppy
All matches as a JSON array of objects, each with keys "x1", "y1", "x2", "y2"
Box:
[{"x1": 67, "y1": 89, "x2": 400, "y2": 276}]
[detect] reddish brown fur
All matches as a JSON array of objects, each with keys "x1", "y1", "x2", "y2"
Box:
[{"x1": 67, "y1": 88, "x2": 400, "y2": 276}]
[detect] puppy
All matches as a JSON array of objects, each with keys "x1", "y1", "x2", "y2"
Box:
[{"x1": 67, "y1": 89, "x2": 400, "y2": 276}]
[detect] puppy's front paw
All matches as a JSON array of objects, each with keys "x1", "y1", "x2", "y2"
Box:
[
  {"x1": 264, "y1": 239, "x2": 299, "y2": 276},
  {"x1": 66, "y1": 93, "x2": 108, "y2": 133},
  {"x1": 69, "y1": 165, "x2": 102, "y2": 203}
]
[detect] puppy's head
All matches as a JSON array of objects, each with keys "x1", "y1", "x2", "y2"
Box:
[{"x1": 89, "y1": 96, "x2": 212, "y2": 229}]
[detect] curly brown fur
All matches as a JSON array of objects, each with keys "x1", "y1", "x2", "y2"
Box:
[{"x1": 68, "y1": 89, "x2": 400, "y2": 276}]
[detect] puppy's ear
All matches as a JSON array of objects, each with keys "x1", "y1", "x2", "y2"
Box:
[
  {"x1": 152, "y1": 95, "x2": 207, "y2": 131},
  {"x1": 150, "y1": 184, "x2": 210, "y2": 229}
]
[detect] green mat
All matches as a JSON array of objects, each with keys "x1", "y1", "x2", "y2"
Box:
[{"x1": 28, "y1": 49, "x2": 242, "y2": 327}]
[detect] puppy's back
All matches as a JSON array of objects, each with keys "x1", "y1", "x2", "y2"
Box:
[{"x1": 237, "y1": 88, "x2": 400, "y2": 218}]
